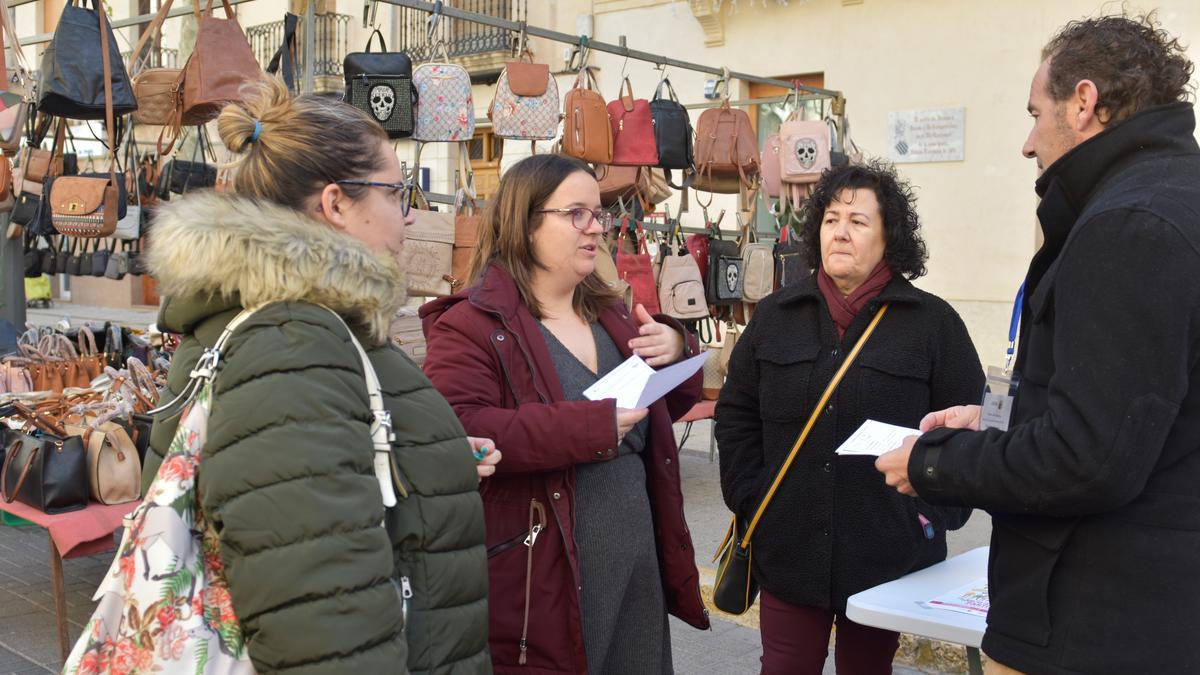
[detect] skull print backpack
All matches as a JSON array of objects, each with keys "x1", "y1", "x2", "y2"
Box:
[
  {"x1": 778, "y1": 116, "x2": 836, "y2": 208},
  {"x1": 344, "y1": 29, "x2": 415, "y2": 139}
]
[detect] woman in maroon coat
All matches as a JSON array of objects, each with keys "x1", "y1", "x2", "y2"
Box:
[{"x1": 421, "y1": 154, "x2": 709, "y2": 674}]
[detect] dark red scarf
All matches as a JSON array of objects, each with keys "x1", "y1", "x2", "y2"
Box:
[{"x1": 817, "y1": 261, "x2": 893, "y2": 339}]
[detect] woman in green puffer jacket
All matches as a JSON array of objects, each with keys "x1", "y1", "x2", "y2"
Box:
[{"x1": 141, "y1": 75, "x2": 496, "y2": 674}]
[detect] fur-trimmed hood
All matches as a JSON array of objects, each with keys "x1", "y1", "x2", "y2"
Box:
[{"x1": 147, "y1": 191, "x2": 405, "y2": 343}]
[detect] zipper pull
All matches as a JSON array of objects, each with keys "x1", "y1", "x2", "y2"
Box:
[
  {"x1": 524, "y1": 523, "x2": 542, "y2": 547},
  {"x1": 918, "y1": 514, "x2": 935, "y2": 540},
  {"x1": 400, "y1": 576, "x2": 413, "y2": 628}
]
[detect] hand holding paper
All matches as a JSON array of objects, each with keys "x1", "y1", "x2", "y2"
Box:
[
  {"x1": 583, "y1": 352, "x2": 711, "y2": 410},
  {"x1": 836, "y1": 420, "x2": 922, "y2": 457}
]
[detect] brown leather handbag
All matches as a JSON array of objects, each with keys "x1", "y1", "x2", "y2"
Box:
[
  {"x1": 49, "y1": 5, "x2": 119, "y2": 238},
  {"x1": 561, "y1": 68, "x2": 613, "y2": 165},
  {"x1": 175, "y1": 0, "x2": 260, "y2": 127},
  {"x1": 76, "y1": 326, "x2": 106, "y2": 380},
  {"x1": 127, "y1": 0, "x2": 181, "y2": 126},
  {"x1": 694, "y1": 98, "x2": 760, "y2": 195},
  {"x1": 78, "y1": 421, "x2": 140, "y2": 505},
  {"x1": 450, "y1": 176, "x2": 481, "y2": 293}
]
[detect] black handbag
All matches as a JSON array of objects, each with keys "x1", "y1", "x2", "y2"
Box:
[
  {"x1": 706, "y1": 226, "x2": 743, "y2": 307},
  {"x1": 343, "y1": 29, "x2": 414, "y2": 139},
  {"x1": 0, "y1": 404, "x2": 89, "y2": 515},
  {"x1": 22, "y1": 234, "x2": 45, "y2": 278},
  {"x1": 55, "y1": 237, "x2": 71, "y2": 274},
  {"x1": 66, "y1": 240, "x2": 83, "y2": 275},
  {"x1": 774, "y1": 220, "x2": 808, "y2": 289},
  {"x1": 10, "y1": 189, "x2": 41, "y2": 228},
  {"x1": 37, "y1": 0, "x2": 137, "y2": 121},
  {"x1": 91, "y1": 242, "x2": 110, "y2": 277},
  {"x1": 712, "y1": 304, "x2": 891, "y2": 614},
  {"x1": 165, "y1": 126, "x2": 217, "y2": 194},
  {"x1": 650, "y1": 78, "x2": 694, "y2": 188},
  {"x1": 127, "y1": 238, "x2": 146, "y2": 276},
  {"x1": 40, "y1": 237, "x2": 58, "y2": 276}
]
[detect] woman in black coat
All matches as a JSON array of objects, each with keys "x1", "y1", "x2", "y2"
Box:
[{"x1": 716, "y1": 161, "x2": 984, "y2": 674}]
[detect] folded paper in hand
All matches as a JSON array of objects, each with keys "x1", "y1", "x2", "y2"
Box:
[
  {"x1": 583, "y1": 352, "x2": 711, "y2": 409},
  {"x1": 835, "y1": 419, "x2": 921, "y2": 457}
]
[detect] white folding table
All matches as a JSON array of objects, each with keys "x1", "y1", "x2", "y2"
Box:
[{"x1": 846, "y1": 546, "x2": 989, "y2": 675}]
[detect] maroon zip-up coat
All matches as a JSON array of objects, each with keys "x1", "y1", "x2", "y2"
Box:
[{"x1": 420, "y1": 263, "x2": 710, "y2": 674}]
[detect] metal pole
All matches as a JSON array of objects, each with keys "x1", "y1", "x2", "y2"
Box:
[
  {"x1": 375, "y1": 0, "x2": 842, "y2": 100},
  {"x1": 303, "y1": 0, "x2": 316, "y2": 94},
  {"x1": 16, "y1": 0, "x2": 261, "y2": 47}
]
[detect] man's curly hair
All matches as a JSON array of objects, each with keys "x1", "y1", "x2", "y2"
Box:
[
  {"x1": 1042, "y1": 12, "x2": 1195, "y2": 124},
  {"x1": 798, "y1": 160, "x2": 928, "y2": 280}
]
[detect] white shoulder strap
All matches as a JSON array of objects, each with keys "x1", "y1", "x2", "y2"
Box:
[{"x1": 321, "y1": 309, "x2": 399, "y2": 509}]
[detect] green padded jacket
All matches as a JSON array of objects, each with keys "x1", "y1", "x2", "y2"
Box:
[{"x1": 142, "y1": 192, "x2": 490, "y2": 674}]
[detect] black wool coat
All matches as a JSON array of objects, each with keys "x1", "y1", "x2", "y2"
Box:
[
  {"x1": 716, "y1": 275, "x2": 983, "y2": 612},
  {"x1": 911, "y1": 102, "x2": 1200, "y2": 674}
]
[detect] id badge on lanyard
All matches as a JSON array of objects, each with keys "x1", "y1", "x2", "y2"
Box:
[{"x1": 981, "y1": 283, "x2": 1023, "y2": 431}]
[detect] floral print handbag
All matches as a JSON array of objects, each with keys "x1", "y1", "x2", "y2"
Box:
[
  {"x1": 64, "y1": 306, "x2": 399, "y2": 674},
  {"x1": 412, "y1": 43, "x2": 474, "y2": 143}
]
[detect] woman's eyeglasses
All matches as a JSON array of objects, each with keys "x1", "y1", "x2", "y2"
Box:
[
  {"x1": 336, "y1": 180, "x2": 414, "y2": 216},
  {"x1": 533, "y1": 207, "x2": 615, "y2": 233}
]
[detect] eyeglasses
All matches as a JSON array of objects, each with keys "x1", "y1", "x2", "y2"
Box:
[
  {"x1": 336, "y1": 180, "x2": 414, "y2": 216},
  {"x1": 533, "y1": 207, "x2": 615, "y2": 233}
]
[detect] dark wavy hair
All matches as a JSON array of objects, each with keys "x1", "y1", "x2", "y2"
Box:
[
  {"x1": 1042, "y1": 13, "x2": 1194, "y2": 124},
  {"x1": 798, "y1": 160, "x2": 928, "y2": 280}
]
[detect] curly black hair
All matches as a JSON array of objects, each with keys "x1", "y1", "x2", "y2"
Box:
[
  {"x1": 1042, "y1": 12, "x2": 1194, "y2": 124},
  {"x1": 797, "y1": 160, "x2": 928, "y2": 280}
]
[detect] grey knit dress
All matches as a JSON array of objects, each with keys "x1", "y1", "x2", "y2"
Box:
[{"x1": 537, "y1": 322, "x2": 673, "y2": 675}]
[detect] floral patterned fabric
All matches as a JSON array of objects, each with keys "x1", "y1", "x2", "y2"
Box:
[
  {"x1": 63, "y1": 381, "x2": 255, "y2": 675},
  {"x1": 412, "y1": 63, "x2": 474, "y2": 143},
  {"x1": 490, "y1": 67, "x2": 561, "y2": 140}
]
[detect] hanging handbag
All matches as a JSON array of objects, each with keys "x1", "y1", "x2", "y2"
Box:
[
  {"x1": 165, "y1": 126, "x2": 218, "y2": 194},
  {"x1": 490, "y1": 57, "x2": 561, "y2": 141},
  {"x1": 265, "y1": 11, "x2": 299, "y2": 93},
  {"x1": 412, "y1": 42, "x2": 474, "y2": 142},
  {"x1": 38, "y1": 0, "x2": 137, "y2": 120},
  {"x1": 650, "y1": 77, "x2": 694, "y2": 187},
  {"x1": 761, "y1": 133, "x2": 783, "y2": 199},
  {"x1": 0, "y1": 0, "x2": 31, "y2": 155},
  {"x1": 615, "y1": 218, "x2": 660, "y2": 315},
  {"x1": 344, "y1": 29, "x2": 415, "y2": 139},
  {"x1": 65, "y1": 238, "x2": 83, "y2": 276},
  {"x1": 175, "y1": 0, "x2": 259, "y2": 127},
  {"x1": 562, "y1": 67, "x2": 612, "y2": 165},
  {"x1": 741, "y1": 190, "x2": 775, "y2": 303},
  {"x1": 450, "y1": 163, "x2": 481, "y2": 292},
  {"x1": 657, "y1": 224, "x2": 709, "y2": 321},
  {"x1": 90, "y1": 241, "x2": 111, "y2": 277},
  {"x1": 779, "y1": 114, "x2": 836, "y2": 208},
  {"x1": 706, "y1": 222, "x2": 743, "y2": 307},
  {"x1": 54, "y1": 236, "x2": 71, "y2": 274},
  {"x1": 713, "y1": 304, "x2": 890, "y2": 614},
  {"x1": 47, "y1": 16, "x2": 122, "y2": 239},
  {"x1": 608, "y1": 77, "x2": 658, "y2": 167},
  {"x1": 40, "y1": 237, "x2": 58, "y2": 276},
  {"x1": 774, "y1": 211, "x2": 807, "y2": 290},
  {"x1": 64, "y1": 305, "x2": 399, "y2": 673},
  {"x1": 401, "y1": 185, "x2": 455, "y2": 297},
  {"x1": 105, "y1": 241, "x2": 129, "y2": 280},
  {"x1": 0, "y1": 402, "x2": 89, "y2": 514},
  {"x1": 694, "y1": 96, "x2": 759, "y2": 195},
  {"x1": 127, "y1": 0, "x2": 181, "y2": 126}
]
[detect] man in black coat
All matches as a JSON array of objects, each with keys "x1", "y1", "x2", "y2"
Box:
[{"x1": 876, "y1": 15, "x2": 1200, "y2": 674}]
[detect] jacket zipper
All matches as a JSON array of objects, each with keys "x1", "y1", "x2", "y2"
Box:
[
  {"x1": 400, "y1": 575, "x2": 413, "y2": 631},
  {"x1": 519, "y1": 498, "x2": 547, "y2": 665}
]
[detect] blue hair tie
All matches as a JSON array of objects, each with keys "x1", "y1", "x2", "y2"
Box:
[{"x1": 249, "y1": 120, "x2": 263, "y2": 143}]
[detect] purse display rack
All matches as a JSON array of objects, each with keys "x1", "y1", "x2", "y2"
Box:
[{"x1": 0, "y1": 322, "x2": 174, "y2": 515}]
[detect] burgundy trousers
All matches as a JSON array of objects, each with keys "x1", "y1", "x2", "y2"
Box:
[{"x1": 759, "y1": 590, "x2": 900, "y2": 675}]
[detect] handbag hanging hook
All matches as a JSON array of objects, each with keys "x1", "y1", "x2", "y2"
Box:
[
  {"x1": 618, "y1": 35, "x2": 630, "y2": 80},
  {"x1": 426, "y1": 0, "x2": 444, "y2": 43},
  {"x1": 362, "y1": 0, "x2": 379, "y2": 29},
  {"x1": 513, "y1": 21, "x2": 528, "y2": 59}
]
